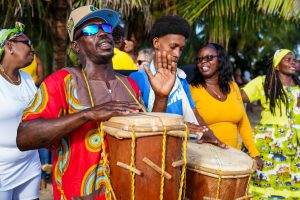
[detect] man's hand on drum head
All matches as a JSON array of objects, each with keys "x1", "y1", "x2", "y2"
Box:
[
  {"x1": 84, "y1": 101, "x2": 141, "y2": 121},
  {"x1": 144, "y1": 51, "x2": 176, "y2": 98},
  {"x1": 253, "y1": 156, "x2": 264, "y2": 171},
  {"x1": 186, "y1": 122, "x2": 228, "y2": 149}
]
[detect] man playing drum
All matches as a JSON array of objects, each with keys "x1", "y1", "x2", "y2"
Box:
[{"x1": 15, "y1": 5, "x2": 179, "y2": 200}]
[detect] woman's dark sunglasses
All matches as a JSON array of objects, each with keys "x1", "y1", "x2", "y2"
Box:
[
  {"x1": 196, "y1": 55, "x2": 218, "y2": 63},
  {"x1": 77, "y1": 24, "x2": 113, "y2": 39},
  {"x1": 9, "y1": 39, "x2": 32, "y2": 47},
  {"x1": 137, "y1": 60, "x2": 149, "y2": 65}
]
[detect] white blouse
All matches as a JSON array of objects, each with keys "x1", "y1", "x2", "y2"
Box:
[{"x1": 0, "y1": 70, "x2": 40, "y2": 191}]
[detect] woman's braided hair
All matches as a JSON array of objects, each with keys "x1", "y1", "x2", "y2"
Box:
[{"x1": 264, "y1": 52, "x2": 300, "y2": 115}]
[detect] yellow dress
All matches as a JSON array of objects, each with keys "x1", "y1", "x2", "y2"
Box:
[
  {"x1": 190, "y1": 82, "x2": 259, "y2": 157},
  {"x1": 21, "y1": 54, "x2": 38, "y2": 83}
]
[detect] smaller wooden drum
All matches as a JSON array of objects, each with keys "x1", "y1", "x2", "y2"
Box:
[
  {"x1": 103, "y1": 112, "x2": 188, "y2": 200},
  {"x1": 186, "y1": 142, "x2": 256, "y2": 200}
]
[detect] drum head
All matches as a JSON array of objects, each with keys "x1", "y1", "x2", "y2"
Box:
[
  {"x1": 108, "y1": 112, "x2": 183, "y2": 126},
  {"x1": 103, "y1": 112, "x2": 186, "y2": 138},
  {"x1": 187, "y1": 142, "x2": 255, "y2": 177}
]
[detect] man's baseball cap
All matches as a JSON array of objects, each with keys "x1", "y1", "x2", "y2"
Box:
[{"x1": 67, "y1": 5, "x2": 119, "y2": 41}]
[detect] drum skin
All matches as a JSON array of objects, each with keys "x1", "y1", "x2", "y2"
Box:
[
  {"x1": 185, "y1": 142, "x2": 254, "y2": 200},
  {"x1": 108, "y1": 135, "x2": 182, "y2": 200}
]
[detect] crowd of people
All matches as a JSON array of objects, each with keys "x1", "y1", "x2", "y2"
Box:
[{"x1": 1, "y1": 5, "x2": 300, "y2": 200}]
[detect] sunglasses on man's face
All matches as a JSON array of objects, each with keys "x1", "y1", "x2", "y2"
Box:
[
  {"x1": 77, "y1": 24, "x2": 113, "y2": 39},
  {"x1": 9, "y1": 39, "x2": 32, "y2": 47},
  {"x1": 196, "y1": 55, "x2": 218, "y2": 63}
]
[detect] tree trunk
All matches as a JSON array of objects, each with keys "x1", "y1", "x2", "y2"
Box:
[{"x1": 52, "y1": 0, "x2": 69, "y2": 72}]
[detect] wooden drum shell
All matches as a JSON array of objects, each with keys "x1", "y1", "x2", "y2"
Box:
[
  {"x1": 104, "y1": 113, "x2": 187, "y2": 200},
  {"x1": 185, "y1": 142, "x2": 255, "y2": 200},
  {"x1": 107, "y1": 135, "x2": 182, "y2": 200},
  {"x1": 186, "y1": 171, "x2": 250, "y2": 199}
]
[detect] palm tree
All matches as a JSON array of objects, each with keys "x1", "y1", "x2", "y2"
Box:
[{"x1": 175, "y1": 0, "x2": 300, "y2": 47}]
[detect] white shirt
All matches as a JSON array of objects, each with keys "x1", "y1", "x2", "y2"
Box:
[{"x1": 0, "y1": 70, "x2": 40, "y2": 191}]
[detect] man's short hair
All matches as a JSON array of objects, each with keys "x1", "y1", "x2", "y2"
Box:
[{"x1": 149, "y1": 16, "x2": 191, "y2": 43}]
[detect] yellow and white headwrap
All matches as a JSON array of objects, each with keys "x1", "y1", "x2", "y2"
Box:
[{"x1": 273, "y1": 49, "x2": 292, "y2": 69}]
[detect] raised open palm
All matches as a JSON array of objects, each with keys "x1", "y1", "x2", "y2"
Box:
[{"x1": 144, "y1": 51, "x2": 177, "y2": 97}]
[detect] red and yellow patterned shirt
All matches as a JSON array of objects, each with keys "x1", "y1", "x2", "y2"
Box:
[{"x1": 22, "y1": 68, "x2": 141, "y2": 200}]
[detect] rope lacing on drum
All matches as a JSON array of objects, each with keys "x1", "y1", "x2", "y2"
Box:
[
  {"x1": 245, "y1": 162, "x2": 255, "y2": 199},
  {"x1": 177, "y1": 124, "x2": 188, "y2": 200},
  {"x1": 159, "y1": 126, "x2": 168, "y2": 200},
  {"x1": 143, "y1": 113, "x2": 188, "y2": 200},
  {"x1": 115, "y1": 75, "x2": 146, "y2": 112},
  {"x1": 208, "y1": 144, "x2": 223, "y2": 199},
  {"x1": 130, "y1": 126, "x2": 137, "y2": 200}
]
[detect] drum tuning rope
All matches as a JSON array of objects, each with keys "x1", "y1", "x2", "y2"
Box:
[
  {"x1": 178, "y1": 124, "x2": 188, "y2": 200},
  {"x1": 216, "y1": 171, "x2": 222, "y2": 199},
  {"x1": 244, "y1": 169, "x2": 253, "y2": 199},
  {"x1": 115, "y1": 75, "x2": 146, "y2": 112},
  {"x1": 159, "y1": 126, "x2": 168, "y2": 200},
  {"x1": 130, "y1": 126, "x2": 137, "y2": 200},
  {"x1": 82, "y1": 68, "x2": 116, "y2": 200},
  {"x1": 208, "y1": 144, "x2": 222, "y2": 200}
]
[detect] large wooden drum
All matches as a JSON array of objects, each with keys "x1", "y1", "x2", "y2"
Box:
[
  {"x1": 186, "y1": 142, "x2": 256, "y2": 200},
  {"x1": 103, "y1": 112, "x2": 188, "y2": 200}
]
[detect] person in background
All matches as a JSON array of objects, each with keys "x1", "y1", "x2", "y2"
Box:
[
  {"x1": 242, "y1": 69, "x2": 254, "y2": 112},
  {"x1": 234, "y1": 67, "x2": 246, "y2": 87},
  {"x1": 21, "y1": 53, "x2": 44, "y2": 87},
  {"x1": 243, "y1": 69, "x2": 252, "y2": 83},
  {"x1": 296, "y1": 59, "x2": 300, "y2": 76},
  {"x1": 241, "y1": 49, "x2": 300, "y2": 199},
  {"x1": 189, "y1": 43, "x2": 263, "y2": 169},
  {"x1": 112, "y1": 24, "x2": 137, "y2": 70},
  {"x1": 130, "y1": 16, "x2": 227, "y2": 147},
  {"x1": 136, "y1": 48, "x2": 154, "y2": 69},
  {"x1": 124, "y1": 39, "x2": 136, "y2": 60},
  {"x1": 0, "y1": 22, "x2": 40, "y2": 200}
]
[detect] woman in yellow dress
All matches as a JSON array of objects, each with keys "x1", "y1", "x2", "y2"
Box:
[{"x1": 189, "y1": 43, "x2": 263, "y2": 169}]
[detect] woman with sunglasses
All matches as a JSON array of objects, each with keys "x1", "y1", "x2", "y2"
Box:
[
  {"x1": 241, "y1": 49, "x2": 300, "y2": 199},
  {"x1": 0, "y1": 22, "x2": 40, "y2": 199},
  {"x1": 189, "y1": 43, "x2": 263, "y2": 169}
]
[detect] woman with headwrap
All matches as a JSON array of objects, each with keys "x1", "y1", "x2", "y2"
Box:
[
  {"x1": 0, "y1": 22, "x2": 40, "y2": 199},
  {"x1": 241, "y1": 49, "x2": 300, "y2": 199}
]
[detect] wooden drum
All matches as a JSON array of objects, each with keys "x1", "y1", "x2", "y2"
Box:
[
  {"x1": 186, "y1": 142, "x2": 256, "y2": 200},
  {"x1": 103, "y1": 112, "x2": 188, "y2": 200}
]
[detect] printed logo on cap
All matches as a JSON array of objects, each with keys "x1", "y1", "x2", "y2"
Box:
[
  {"x1": 90, "y1": 5, "x2": 96, "y2": 11},
  {"x1": 67, "y1": 18, "x2": 74, "y2": 34}
]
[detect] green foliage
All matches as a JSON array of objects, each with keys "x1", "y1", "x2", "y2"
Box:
[
  {"x1": 0, "y1": 0, "x2": 53, "y2": 75},
  {"x1": 175, "y1": 0, "x2": 300, "y2": 46},
  {"x1": 1, "y1": 0, "x2": 300, "y2": 75}
]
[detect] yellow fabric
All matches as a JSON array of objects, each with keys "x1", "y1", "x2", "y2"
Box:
[
  {"x1": 112, "y1": 48, "x2": 137, "y2": 70},
  {"x1": 21, "y1": 54, "x2": 38, "y2": 82},
  {"x1": 190, "y1": 82, "x2": 259, "y2": 157},
  {"x1": 242, "y1": 76, "x2": 289, "y2": 125},
  {"x1": 273, "y1": 49, "x2": 292, "y2": 69}
]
